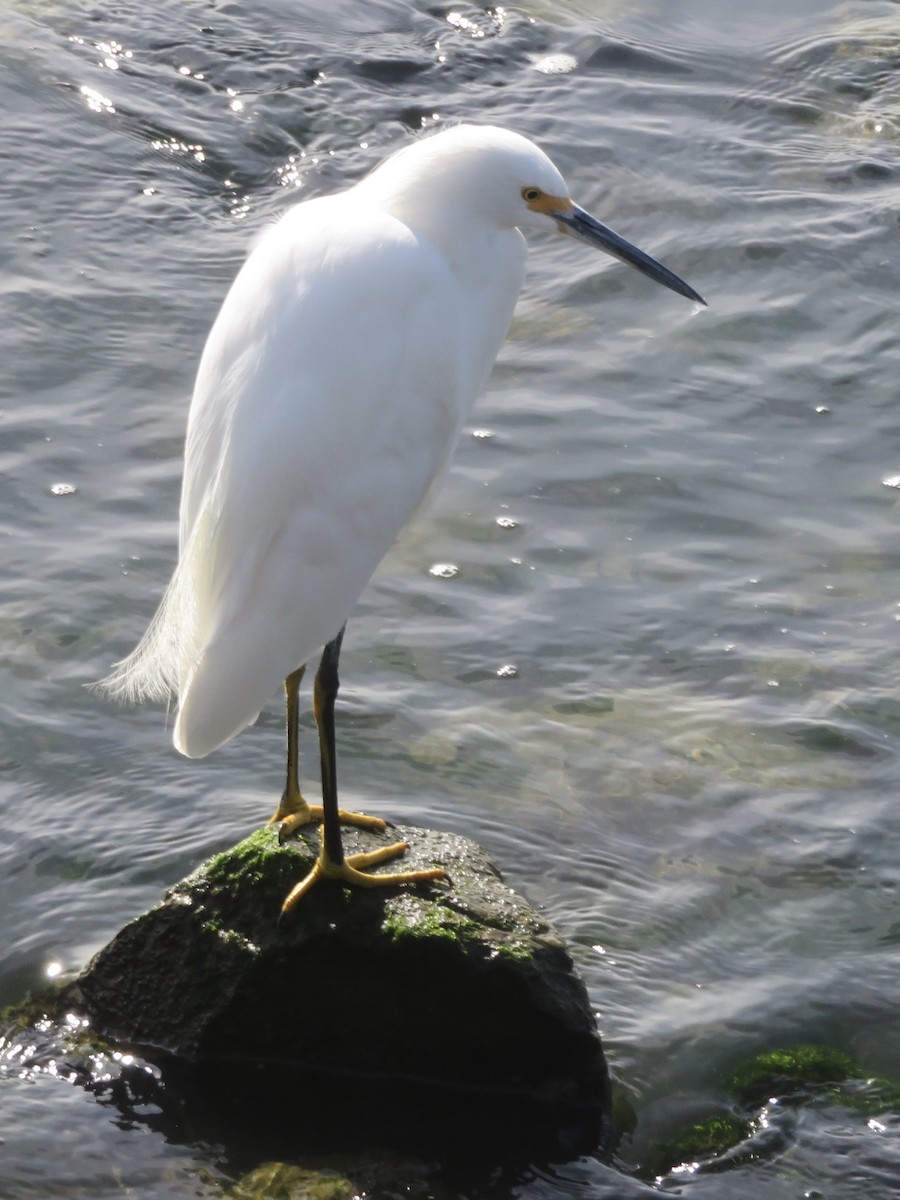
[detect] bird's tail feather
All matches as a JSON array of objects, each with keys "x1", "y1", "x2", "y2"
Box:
[
  {"x1": 93, "y1": 510, "x2": 210, "y2": 707},
  {"x1": 93, "y1": 579, "x2": 188, "y2": 706}
]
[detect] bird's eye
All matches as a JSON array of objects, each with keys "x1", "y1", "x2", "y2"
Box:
[{"x1": 522, "y1": 187, "x2": 542, "y2": 203}]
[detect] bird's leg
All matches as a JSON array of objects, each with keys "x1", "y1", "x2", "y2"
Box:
[
  {"x1": 280, "y1": 626, "x2": 448, "y2": 915},
  {"x1": 268, "y1": 666, "x2": 310, "y2": 834},
  {"x1": 270, "y1": 661, "x2": 386, "y2": 841}
]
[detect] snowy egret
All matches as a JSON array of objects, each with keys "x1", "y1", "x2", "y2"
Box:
[{"x1": 102, "y1": 124, "x2": 704, "y2": 913}]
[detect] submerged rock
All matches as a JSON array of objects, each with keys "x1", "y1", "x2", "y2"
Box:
[
  {"x1": 63, "y1": 823, "x2": 611, "y2": 1155},
  {"x1": 627, "y1": 1043, "x2": 900, "y2": 1181}
]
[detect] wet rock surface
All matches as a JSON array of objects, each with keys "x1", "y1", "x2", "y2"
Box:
[
  {"x1": 68, "y1": 824, "x2": 609, "y2": 1114},
  {"x1": 0, "y1": 824, "x2": 615, "y2": 1160}
]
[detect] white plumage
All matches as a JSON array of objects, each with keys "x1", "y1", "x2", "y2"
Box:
[{"x1": 101, "y1": 124, "x2": 702, "y2": 907}]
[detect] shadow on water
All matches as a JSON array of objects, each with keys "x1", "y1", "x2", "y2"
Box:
[
  {"x1": 3, "y1": 1002, "x2": 616, "y2": 1198},
  {"x1": 159, "y1": 1057, "x2": 610, "y2": 1180}
]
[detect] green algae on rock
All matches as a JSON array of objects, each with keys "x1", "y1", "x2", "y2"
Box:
[{"x1": 64, "y1": 823, "x2": 610, "y2": 1143}]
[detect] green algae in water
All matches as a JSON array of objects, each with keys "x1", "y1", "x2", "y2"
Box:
[
  {"x1": 728, "y1": 1044, "x2": 857, "y2": 1102},
  {"x1": 728, "y1": 1044, "x2": 900, "y2": 1115},
  {"x1": 227, "y1": 1162, "x2": 355, "y2": 1200},
  {"x1": 640, "y1": 1045, "x2": 900, "y2": 1180},
  {"x1": 658, "y1": 1112, "x2": 754, "y2": 1172}
]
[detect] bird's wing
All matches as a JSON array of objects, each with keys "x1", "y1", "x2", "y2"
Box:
[{"x1": 170, "y1": 197, "x2": 468, "y2": 756}]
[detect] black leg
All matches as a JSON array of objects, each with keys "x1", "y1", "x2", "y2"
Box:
[{"x1": 314, "y1": 625, "x2": 347, "y2": 869}]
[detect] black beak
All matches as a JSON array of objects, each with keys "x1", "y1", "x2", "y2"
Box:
[{"x1": 554, "y1": 203, "x2": 706, "y2": 306}]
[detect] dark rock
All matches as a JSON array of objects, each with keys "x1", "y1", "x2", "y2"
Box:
[{"x1": 64, "y1": 823, "x2": 611, "y2": 1155}]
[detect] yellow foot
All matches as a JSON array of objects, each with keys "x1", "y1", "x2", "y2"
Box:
[
  {"x1": 268, "y1": 800, "x2": 387, "y2": 841},
  {"x1": 280, "y1": 837, "x2": 448, "y2": 916}
]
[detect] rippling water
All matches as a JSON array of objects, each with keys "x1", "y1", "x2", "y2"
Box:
[{"x1": 3, "y1": 0, "x2": 900, "y2": 1195}]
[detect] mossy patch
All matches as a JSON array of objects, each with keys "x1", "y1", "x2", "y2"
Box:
[
  {"x1": 382, "y1": 896, "x2": 479, "y2": 948},
  {"x1": 642, "y1": 1044, "x2": 900, "y2": 1180},
  {"x1": 658, "y1": 1112, "x2": 753, "y2": 1170},
  {"x1": 381, "y1": 894, "x2": 537, "y2": 962},
  {"x1": 728, "y1": 1043, "x2": 900, "y2": 1115},
  {"x1": 0, "y1": 984, "x2": 68, "y2": 1034},
  {"x1": 0, "y1": 985, "x2": 111, "y2": 1075},
  {"x1": 728, "y1": 1043, "x2": 856, "y2": 1099},
  {"x1": 226, "y1": 1161, "x2": 355, "y2": 1200},
  {"x1": 194, "y1": 826, "x2": 312, "y2": 894}
]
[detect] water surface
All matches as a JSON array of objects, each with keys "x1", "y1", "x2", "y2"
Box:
[{"x1": 2, "y1": 0, "x2": 900, "y2": 1196}]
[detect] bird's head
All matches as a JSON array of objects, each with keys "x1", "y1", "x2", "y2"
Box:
[{"x1": 358, "y1": 124, "x2": 705, "y2": 305}]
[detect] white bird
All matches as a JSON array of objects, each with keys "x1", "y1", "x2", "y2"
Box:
[{"x1": 102, "y1": 124, "x2": 703, "y2": 913}]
